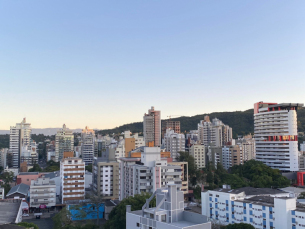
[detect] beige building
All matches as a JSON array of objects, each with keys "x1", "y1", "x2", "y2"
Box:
[
  {"x1": 143, "y1": 106, "x2": 161, "y2": 147},
  {"x1": 189, "y1": 144, "x2": 206, "y2": 168},
  {"x1": 60, "y1": 157, "x2": 85, "y2": 203},
  {"x1": 168, "y1": 161, "x2": 188, "y2": 195},
  {"x1": 92, "y1": 158, "x2": 119, "y2": 199},
  {"x1": 30, "y1": 177, "x2": 56, "y2": 208},
  {"x1": 162, "y1": 120, "x2": 180, "y2": 137},
  {"x1": 222, "y1": 145, "x2": 244, "y2": 170}
]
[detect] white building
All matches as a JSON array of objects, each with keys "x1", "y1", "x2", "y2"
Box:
[
  {"x1": 10, "y1": 118, "x2": 31, "y2": 168},
  {"x1": 20, "y1": 140, "x2": 38, "y2": 166},
  {"x1": 119, "y1": 147, "x2": 184, "y2": 200},
  {"x1": 221, "y1": 145, "x2": 243, "y2": 170},
  {"x1": 55, "y1": 124, "x2": 74, "y2": 162},
  {"x1": 163, "y1": 129, "x2": 185, "y2": 160},
  {"x1": 236, "y1": 138, "x2": 256, "y2": 161},
  {"x1": 301, "y1": 141, "x2": 305, "y2": 152},
  {"x1": 127, "y1": 185, "x2": 211, "y2": 229},
  {"x1": 189, "y1": 144, "x2": 205, "y2": 168},
  {"x1": 198, "y1": 116, "x2": 232, "y2": 147},
  {"x1": 30, "y1": 177, "x2": 56, "y2": 208},
  {"x1": 201, "y1": 186, "x2": 305, "y2": 229},
  {"x1": 81, "y1": 126, "x2": 95, "y2": 165},
  {"x1": 0, "y1": 187, "x2": 4, "y2": 199},
  {"x1": 60, "y1": 157, "x2": 85, "y2": 203},
  {"x1": 254, "y1": 102, "x2": 303, "y2": 172},
  {"x1": 0, "y1": 148, "x2": 8, "y2": 169}
]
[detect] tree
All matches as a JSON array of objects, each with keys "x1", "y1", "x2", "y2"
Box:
[
  {"x1": 84, "y1": 193, "x2": 105, "y2": 226},
  {"x1": 52, "y1": 207, "x2": 73, "y2": 229},
  {"x1": 0, "y1": 166, "x2": 3, "y2": 174},
  {"x1": 28, "y1": 164, "x2": 42, "y2": 172},
  {"x1": 0, "y1": 171, "x2": 14, "y2": 184},
  {"x1": 17, "y1": 222, "x2": 39, "y2": 229},
  {"x1": 85, "y1": 164, "x2": 92, "y2": 172},
  {"x1": 104, "y1": 192, "x2": 156, "y2": 229},
  {"x1": 225, "y1": 223, "x2": 255, "y2": 229}
]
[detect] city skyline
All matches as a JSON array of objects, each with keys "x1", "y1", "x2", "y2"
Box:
[{"x1": 1, "y1": 1, "x2": 304, "y2": 129}]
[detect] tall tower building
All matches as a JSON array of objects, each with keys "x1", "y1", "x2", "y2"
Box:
[
  {"x1": 254, "y1": 102, "x2": 303, "y2": 172},
  {"x1": 55, "y1": 124, "x2": 74, "y2": 162},
  {"x1": 81, "y1": 126, "x2": 95, "y2": 165},
  {"x1": 9, "y1": 118, "x2": 31, "y2": 168},
  {"x1": 162, "y1": 120, "x2": 180, "y2": 137},
  {"x1": 143, "y1": 106, "x2": 161, "y2": 147}
]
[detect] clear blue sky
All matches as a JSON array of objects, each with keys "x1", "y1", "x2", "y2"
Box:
[{"x1": 0, "y1": 1, "x2": 304, "y2": 129}]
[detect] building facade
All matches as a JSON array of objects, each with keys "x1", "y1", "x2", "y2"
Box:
[
  {"x1": 30, "y1": 177, "x2": 56, "y2": 208},
  {"x1": 201, "y1": 186, "x2": 305, "y2": 229},
  {"x1": 81, "y1": 126, "x2": 95, "y2": 165},
  {"x1": 143, "y1": 106, "x2": 161, "y2": 147},
  {"x1": 10, "y1": 118, "x2": 31, "y2": 168},
  {"x1": 60, "y1": 157, "x2": 85, "y2": 203},
  {"x1": 189, "y1": 144, "x2": 206, "y2": 168},
  {"x1": 126, "y1": 185, "x2": 211, "y2": 229},
  {"x1": 119, "y1": 147, "x2": 185, "y2": 200},
  {"x1": 254, "y1": 102, "x2": 303, "y2": 172},
  {"x1": 92, "y1": 158, "x2": 119, "y2": 199},
  {"x1": 222, "y1": 145, "x2": 244, "y2": 170},
  {"x1": 163, "y1": 129, "x2": 185, "y2": 160},
  {"x1": 162, "y1": 120, "x2": 180, "y2": 137},
  {"x1": 55, "y1": 124, "x2": 74, "y2": 162}
]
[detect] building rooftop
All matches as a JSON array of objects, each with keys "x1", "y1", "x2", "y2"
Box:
[
  {"x1": 7, "y1": 183, "x2": 30, "y2": 197},
  {"x1": 0, "y1": 201, "x2": 21, "y2": 225},
  {"x1": 268, "y1": 103, "x2": 304, "y2": 108},
  {"x1": 18, "y1": 172, "x2": 40, "y2": 175},
  {"x1": 211, "y1": 187, "x2": 287, "y2": 196},
  {"x1": 44, "y1": 171, "x2": 60, "y2": 179}
]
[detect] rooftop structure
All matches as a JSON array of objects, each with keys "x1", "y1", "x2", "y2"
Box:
[
  {"x1": 0, "y1": 200, "x2": 23, "y2": 225},
  {"x1": 6, "y1": 183, "x2": 30, "y2": 198},
  {"x1": 126, "y1": 185, "x2": 211, "y2": 229}
]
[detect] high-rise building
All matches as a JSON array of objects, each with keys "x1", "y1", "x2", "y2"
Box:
[
  {"x1": 189, "y1": 144, "x2": 206, "y2": 168},
  {"x1": 254, "y1": 102, "x2": 303, "y2": 172},
  {"x1": 92, "y1": 158, "x2": 119, "y2": 199},
  {"x1": 301, "y1": 141, "x2": 305, "y2": 152},
  {"x1": 222, "y1": 145, "x2": 244, "y2": 170},
  {"x1": 197, "y1": 116, "x2": 232, "y2": 147},
  {"x1": 81, "y1": 126, "x2": 95, "y2": 165},
  {"x1": 119, "y1": 147, "x2": 185, "y2": 200},
  {"x1": 143, "y1": 106, "x2": 161, "y2": 147},
  {"x1": 55, "y1": 124, "x2": 74, "y2": 162},
  {"x1": 10, "y1": 118, "x2": 32, "y2": 168},
  {"x1": 60, "y1": 156, "x2": 85, "y2": 203},
  {"x1": 162, "y1": 120, "x2": 180, "y2": 137},
  {"x1": 163, "y1": 129, "x2": 185, "y2": 160}
]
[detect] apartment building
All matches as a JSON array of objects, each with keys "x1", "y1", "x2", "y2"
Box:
[
  {"x1": 0, "y1": 148, "x2": 8, "y2": 169},
  {"x1": 236, "y1": 137, "x2": 256, "y2": 161},
  {"x1": 119, "y1": 147, "x2": 185, "y2": 200},
  {"x1": 254, "y1": 102, "x2": 303, "y2": 172},
  {"x1": 301, "y1": 141, "x2": 305, "y2": 152},
  {"x1": 143, "y1": 106, "x2": 161, "y2": 147},
  {"x1": 30, "y1": 177, "x2": 56, "y2": 208},
  {"x1": 200, "y1": 186, "x2": 305, "y2": 229},
  {"x1": 55, "y1": 124, "x2": 74, "y2": 162},
  {"x1": 127, "y1": 185, "x2": 211, "y2": 229},
  {"x1": 189, "y1": 144, "x2": 206, "y2": 168},
  {"x1": 162, "y1": 120, "x2": 180, "y2": 137},
  {"x1": 198, "y1": 116, "x2": 232, "y2": 147},
  {"x1": 221, "y1": 145, "x2": 244, "y2": 170},
  {"x1": 163, "y1": 129, "x2": 185, "y2": 160},
  {"x1": 92, "y1": 158, "x2": 119, "y2": 199},
  {"x1": 20, "y1": 140, "x2": 38, "y2": 166},
  {"x1": 208, "y1": 146, "x2": 222, "y2": 168},
  {"x1": 81, "y1": 126, "x2": 95, "y2": 165},
  {"x1": 167, "y1": 161, "x2": 188, "y2": 195},
  {"x1": 60, "y1": 157, "x2": 85, "y2": 203},
  {"x1": 10, "y1": 118, "x2": 31, "y2": 168}
]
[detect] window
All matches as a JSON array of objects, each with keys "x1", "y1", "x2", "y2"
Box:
[{"x1": 136, "y1": 223, "x2": 140, "y2": 227}]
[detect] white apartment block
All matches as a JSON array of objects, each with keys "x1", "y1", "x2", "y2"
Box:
[
  {"x1": 198, "y1": 116, "x2": 232, "y2": 147},
  {"x1": 127, "y1": 185, "x2": 211, "y2": 229},
  {"x1": 201, "y1": 186, "x2": 305, "y2": 229},
  {"x1": 301, "y1": 142, "x2": 305, "y2": 152},
  {"x1": 30, "y1": 177, "x2": 56, "y2": 208},
  {"x1": 254, "y1": 102, "x2": 303, "y2": 172},
  {"x1": 163, "y1": 129, "x2": 185, "y2": 160},
  {"x1": 81, "y1": 126, "x2": 95, "y2": 165},
  {"x1": 119, "y1": 147, "x2": 184, "y2": 200},
  {"x1": 92, "y1": 157, "x2": 119, "y2": 199},
  {"x1": 10, "y1": 118, "x2": 31, "y2": 168},
  {"x1": 20, "y1": 140, "x2": 38, "y2": 166},
  {"x1": 189, "y1": 144, "x2": 206, "y2": 168},
  {"x1": 55, "y1": 124, "x2": 74, "y2": 162},
  {"x1": 60, "y1": 157, "x2": 85, "y2": 203}
]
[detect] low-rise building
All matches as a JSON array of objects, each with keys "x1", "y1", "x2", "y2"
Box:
[
  {"x1": 201, "y1": 186, "x2": 302, "y2": 229},
  {"x1": 189, "y1": 144, "x2": 206, "y2": 168},
  {"x1": 6, "y1": 183, "x2": 30, "y2": 199},
  {"x1": 17, "y1": 172, "x2": 43, "y2": 186},
  {"x1": 30, "y1": 177, "x2": 56, "y2": 208},
  {"x1": 60, "y1": 157, "x2": 85, "y2": 204},
  {"x1": 126, "y1": 185, "x2": 211, "y2": 229},
  {"x1": 0, "y1": 199, "x2": 23, "y2": 225},
  {"x1": 92, "y1": 158, "x2": 119, "y2": 199}
]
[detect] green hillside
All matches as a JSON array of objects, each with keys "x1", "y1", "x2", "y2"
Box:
[{"x1": 97, "y1": 107, "x2": 305, "y2": 138}]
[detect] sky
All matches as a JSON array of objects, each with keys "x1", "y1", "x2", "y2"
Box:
[{"x1": 0, "y1": 1, "x2": 304, "y2": 130}]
